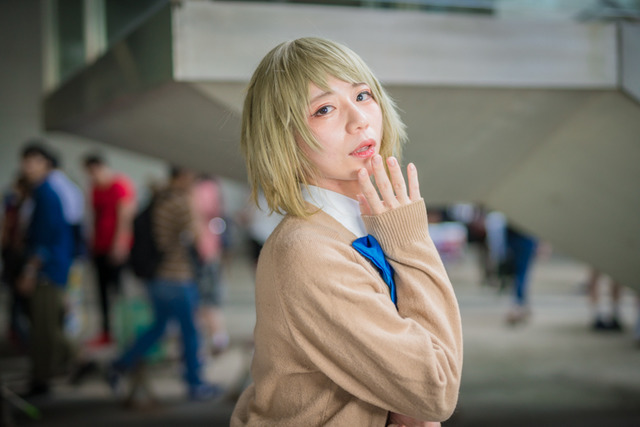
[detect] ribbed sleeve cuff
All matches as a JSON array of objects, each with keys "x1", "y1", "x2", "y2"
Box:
[{"x1": 362, "y1": 199, "x2": 429, "y2": 249}]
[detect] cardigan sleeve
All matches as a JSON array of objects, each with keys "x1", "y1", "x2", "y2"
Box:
[{"x1": 275, "y1": 200, "x2": 463, "y2": 422}]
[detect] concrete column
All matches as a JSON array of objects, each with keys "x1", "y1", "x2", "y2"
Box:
[
  {"x1": 42, "y1": 0, "x2": 59, "y2": 94},
  {"x1": 83, "y1": 0, "x2": 107, "y2": 64},
  {"x1": 621, "y1": 23, "x2": 640, "y2": 103}
]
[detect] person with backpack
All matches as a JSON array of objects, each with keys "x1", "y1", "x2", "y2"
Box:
[
  {"x1": 129, "y1": 191, "x2": 164, "y2": 281},
  {"x1": 108, "y1": 166, "x2": 222, "y2": 401}
]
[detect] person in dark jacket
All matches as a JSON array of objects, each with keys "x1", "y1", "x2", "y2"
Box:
[{"x1": 18, "y1": 143, "x2": 75, "y2": 397}]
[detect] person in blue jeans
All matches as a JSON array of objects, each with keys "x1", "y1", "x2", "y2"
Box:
[
  {"x1": 109, "y1": 167, "x2": 221, "y2": 401},
  {"x1": 505, "y1": 225, "x2": 538, "y2": 325}
]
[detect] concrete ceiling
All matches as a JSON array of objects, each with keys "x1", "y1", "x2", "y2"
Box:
[{"x1": 54, "y1": 81, "x2": 245, "y2": 181}]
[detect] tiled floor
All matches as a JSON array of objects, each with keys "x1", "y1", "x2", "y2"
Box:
[{"x1": 2, "y1": 251, "x2": 639, "y2": 426}]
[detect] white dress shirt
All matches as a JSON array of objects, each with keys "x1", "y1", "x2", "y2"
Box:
[{"x1": 301, "y1": 185, "x2": 367, "y2": 238}]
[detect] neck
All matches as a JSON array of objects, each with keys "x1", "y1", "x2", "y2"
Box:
[
  {"x1": 31, "y1": 172, "x2": 49, "y2": 186},
  {"x1": 96, "y1": 170, "x2": 114, "y2": 187},
  {"x1": 311, "y1": 179, "x2": 360, "y2": 201}
]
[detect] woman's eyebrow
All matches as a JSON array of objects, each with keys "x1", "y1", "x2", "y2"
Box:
[
  {"x1": 309, "y1": 90, "x2": 332, "y2": 104},
  {"x1": 309, "y1": 83, "x2": 368, "y2": 104}
]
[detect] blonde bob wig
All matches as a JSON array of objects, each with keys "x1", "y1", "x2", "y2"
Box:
[{"x1": 242, "y1": 37, "x2": 407, "y2": 218}]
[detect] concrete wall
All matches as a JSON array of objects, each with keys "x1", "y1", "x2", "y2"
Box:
[
  {"x1": 0, "y1": 0, "x2": 168, "y2": 203},
  {"x1": 622, "y1": 23, "x2": 640, "y2": 103},
  {"x1": 0, "y1": 0, "x2": 42, "y2": 186}
]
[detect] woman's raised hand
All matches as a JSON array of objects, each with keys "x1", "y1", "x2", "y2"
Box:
[{"x1": 357, "y1": 155, "x2": 421, "y2": 216}]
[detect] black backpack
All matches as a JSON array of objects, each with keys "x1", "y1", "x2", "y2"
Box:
[{"x1": 129, "y1": 197, "x2": 163, "y2": 280}]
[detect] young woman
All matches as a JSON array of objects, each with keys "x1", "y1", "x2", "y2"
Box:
[{"x1": 231, "y1": 37, "x2": 463, "y2": 427}]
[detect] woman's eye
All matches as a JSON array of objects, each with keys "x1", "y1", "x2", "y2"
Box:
[
  {"x1": 356, "y1": 91, "x2": 373, "y2": 102},
  {"x1": 313, "y1": 105, "x2": 334, "y2": 117}
]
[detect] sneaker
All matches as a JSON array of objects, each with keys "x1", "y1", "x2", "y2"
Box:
[
  {"x1": 188, "y1": 383, "x2": 224, "y2": 401},
  {"x1": 21, "y1": 381, "x2": 50, "y2": 399},
  {"x1": 505, "y1": 305, "x2": 531, "y2": 326},
  {"x1": 592, "y1": 317, "x2": 609, "y2": 331},
  {"x1": 105, "y1": 363, "x2": 125, "y2": 396},
  {"x1": 69, "y1": 360, "x2": 99, "y2": 386},
  {"x1": 86, "y1": 332, "x2": 114, "y2": 348},
  {"x1": 608, "y1": 317, "x2": 623, "y2": 332},
  {"x1": 592, "y1": 316, "x2": 624, "y2": 332}
]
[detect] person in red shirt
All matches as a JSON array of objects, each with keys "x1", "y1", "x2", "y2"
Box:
[{"x1": 83, "y1": 154, "x2": 136, "y2": 346}]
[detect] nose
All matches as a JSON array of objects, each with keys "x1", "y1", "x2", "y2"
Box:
[{"x1": 345, "y1": 102, "x2": 369, "y2": 134}]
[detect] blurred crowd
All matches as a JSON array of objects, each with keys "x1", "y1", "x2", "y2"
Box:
[
  {"x1": 428, "y1": 203, "x2": 640, "y2": 338},
  {"x1": 0, "y1": 140, "x2": 238, "y2": 403},
  {"x1": 1, "y1": 139, "x2": 639, "y2": 413}
]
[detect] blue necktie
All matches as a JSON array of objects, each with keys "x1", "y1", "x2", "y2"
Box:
[{"x1": 352, "y1": 235, "x2": 397, "y2": 307}]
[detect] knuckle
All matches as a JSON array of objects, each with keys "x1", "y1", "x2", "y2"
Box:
[
  {"x1": 364, "y1": 186, "x2": 377, "y2": 196},
  {"x1": 366, "y1": 192, "x2": 377, "y2": 201},
  {"x1": 378, "y1": 180, "x2": 391, "y2": 192}
]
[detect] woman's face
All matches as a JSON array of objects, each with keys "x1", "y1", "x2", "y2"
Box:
[{"x1": 300, "y1": 76, "x2": 383, "y2": 198}]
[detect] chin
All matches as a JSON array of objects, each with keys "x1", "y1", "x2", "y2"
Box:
[{"x1": 354, "y1": 164, "x2": 374, "y2": 178}]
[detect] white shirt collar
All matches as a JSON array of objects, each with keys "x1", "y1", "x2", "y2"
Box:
[{"x1": 301, "y1": 185, "x2": 367, "y2": 238}]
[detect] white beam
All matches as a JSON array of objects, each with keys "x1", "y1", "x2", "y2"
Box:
[{"x1": 173, "y1": 1, "x2": 617, "y2": 88}]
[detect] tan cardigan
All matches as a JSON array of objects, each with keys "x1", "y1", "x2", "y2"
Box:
[{"x1": 231, "y1": 200, "x2": 463, "y2": 426}]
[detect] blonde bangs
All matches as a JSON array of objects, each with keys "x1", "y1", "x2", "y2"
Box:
[{"x1": 242, "y1": 37, "x2": 407, "y2": 218}]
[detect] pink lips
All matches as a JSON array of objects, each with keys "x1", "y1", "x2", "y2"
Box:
[{"x1": 350, "y1": 140, "x2": 376, "y2": 159}]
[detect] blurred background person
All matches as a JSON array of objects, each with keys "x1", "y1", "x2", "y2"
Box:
[
  {"x1": 447, "y1": 203, "x2": 491, "y2": 282},
  {"x1": 18, "y1": 143, "x2": 75, "y2": 397},
  {"x1": 585, "y1": 268, "x2": 623, "y2": 331},
  {"x1": 83, "y1": 154, "x2": 136, "y2": 347},
  {"x1": 504, "y1": 225, "x2": 538, "y2": 325},
  {"x1": 1, "y1": 174, "x2": 32, "y2": 349},
  {"x1": 191, "y1": 175, "x2": 230, "y2": 355},
  {"x1": 46, "y1": 146, "x2": 85, "y2": 260},
  {"x1": 242, "y1": 191, "x2": 283, "y2": 271},
  {"x1": 465, "y1": 205, "x2": 491, "y2": 285},
  {"x1": 43, "y1": 146, "x2": 91, "y2": 365},
  {"x1": 108, "y1": 167, "x2": 222, "y2": 401},
  {"x1": 484, "y1": 210, "x2": 508, "y2": 288}
]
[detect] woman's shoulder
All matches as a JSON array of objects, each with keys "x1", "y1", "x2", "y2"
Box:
[
  {"x1": 264, "y1": 212, "x2": 352, "y2": 259},
  {"x1": 257, "y1": 213, "x2": 370, "y2": 297}
]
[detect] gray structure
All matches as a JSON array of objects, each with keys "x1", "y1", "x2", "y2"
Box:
[{"x1": 4, "y1": 0, "x2": 640, "y2": 288}]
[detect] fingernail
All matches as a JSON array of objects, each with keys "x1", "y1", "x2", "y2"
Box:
[
  {"x1": 358, "y1": 168, "x2": 367, "y2": 177},
  {"x1": 388, "y1": 157, "x2": 397, "y2": 166},
  {"x1": 409, "y1": 163, "x2": 415, "y2": 171},
  {"x1": 373, "y1": 155, "x2": 382, "y2": 165}
]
